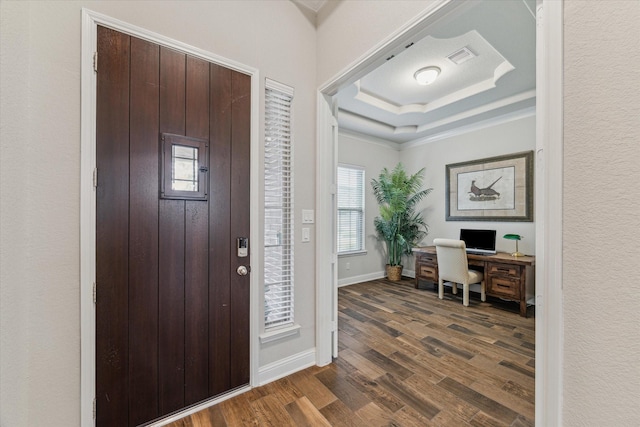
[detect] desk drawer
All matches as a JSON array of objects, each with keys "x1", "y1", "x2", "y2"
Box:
[
  {"x1": 487, "y1": 276, "x2": 521, "y2": 299},
  {"x1": 418, "y1": 264, "x2": 438, "y2": 281},
  {"x1": 416, "y1": 253, "x2": 437, "y2": 264},
  {"x1": 488, "y1": 263, "x2": 520, "y2": 278},
  {"x1": 487, "y1": 262, "x2": 522, "y2": 299}
]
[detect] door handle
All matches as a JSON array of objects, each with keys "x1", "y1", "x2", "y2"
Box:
[{"x1": 237, "y1": 265, "x2": 250, "y2": 276}]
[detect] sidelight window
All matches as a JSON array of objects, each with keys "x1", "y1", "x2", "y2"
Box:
[{"x1": 263, "y1": 79, "x2": 294, "y2": 330}]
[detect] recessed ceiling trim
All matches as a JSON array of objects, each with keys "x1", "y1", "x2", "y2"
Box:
[
  {"x1": 341, "y1": 106, "x2": 536, "y2": 151},
  {"x1": 493, "y1": 60, "x2": 516, "y2": 83},
  {"x1": 338, "y1": 109, "x2": 396, "y2": 133},
  {"x1": 341, "y1": 89, "x2": 535, "y2": 137},
  {"x1": 414, "y1": 89, "x2": 535, "y2": 133},
  {"x1": 338, "y1": 128, "x2": 403, "y2": 151},
  {"x1": 394, "y1": 125, "x2": 419, "y2": 134},
  {"x1": 353, "y1": 59, "x2": 515, "y2": 116},
  {"x1": 403, "y1": 106, "x2": 536, "y2": 149}
]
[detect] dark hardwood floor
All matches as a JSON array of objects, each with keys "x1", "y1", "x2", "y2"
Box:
[{"x1": 166, "y1": 278, "x2": 535, "y2": 426}]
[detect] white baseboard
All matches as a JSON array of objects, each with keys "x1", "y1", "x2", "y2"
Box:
[
  {"x1": 257, "y1": 348, "x2": 316, "y2": 386},
  {"x1": 338, "y1": 271, "x2": 385, "y2": 287},
  {"x1": 339, "y1": 268, "x2": 416, "y2": 287}
]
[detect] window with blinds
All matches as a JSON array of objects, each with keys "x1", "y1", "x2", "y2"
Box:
[
  {"x1": 264, "y1": 79, "x2": 294, "y2": 330},
  {"x1": 337, "y1": 164, "x2": 365, "y2": 254}
]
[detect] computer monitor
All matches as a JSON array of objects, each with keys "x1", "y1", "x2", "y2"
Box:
[{"x1": 459, "y1": 229, "x2": 497, "y2": 255}]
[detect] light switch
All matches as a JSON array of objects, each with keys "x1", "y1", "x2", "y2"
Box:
[
  {"x1": 302, "y1": 227, "x2": 310, "y2": 242},
  {"x1": 302, "y1": 209, "x2": 314, "y2": 224}
]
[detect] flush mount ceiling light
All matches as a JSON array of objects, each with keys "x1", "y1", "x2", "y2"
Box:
[{"x1": 414, "y1": 66, "x2": 441, "y2": 85}]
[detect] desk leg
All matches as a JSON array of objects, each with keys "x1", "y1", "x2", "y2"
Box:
[{"x1": 519, "y1": 268, "x2": 527, "y2": 317}]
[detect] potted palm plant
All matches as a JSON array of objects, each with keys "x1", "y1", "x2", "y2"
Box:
[{"x1": 371, "y1": 163, "x2": 432, "y2": 281}]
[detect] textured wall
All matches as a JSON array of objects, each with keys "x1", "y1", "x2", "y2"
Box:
[
  {"x1": 563, "y1": 0, "x2": 640, "y2": 425},
  {"x1": 0, "y1": 1, "x2": 317, "y2": 426},
  {"x1": 1, "y1": 4, "x2": 35, "y2": 427}
]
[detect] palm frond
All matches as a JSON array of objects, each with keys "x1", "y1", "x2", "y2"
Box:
[{"x1": 371, "y1": 163, "x2": 433, "y2": 266}]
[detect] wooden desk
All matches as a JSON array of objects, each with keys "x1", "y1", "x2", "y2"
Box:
[{"x1": 412, "y1": 246, "x2": 535, "y2": 317}]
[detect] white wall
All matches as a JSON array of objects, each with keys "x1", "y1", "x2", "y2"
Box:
[
  {"x1": 402, "y1": 115, "x2": 537, "y2": 255},
  {"x1": 563, "y1": 1, "x2": 640, "y2": 425},
  {"x1": 317, "y1": 0, "x2": 442, "y2": 87},
  {"x1": 338, "y1": 115, "x2": 536, "y2": 285},
  {"x1": 0, "y1": 1, "x2": 316, "y2": 426},
  {"x1": 337, "y1": 132, "x2": 401, "y2": 285}
]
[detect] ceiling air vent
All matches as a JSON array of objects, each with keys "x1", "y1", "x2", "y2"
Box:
[{"x1": 447, "y1": 47, "x2": 476, "y2": 65}]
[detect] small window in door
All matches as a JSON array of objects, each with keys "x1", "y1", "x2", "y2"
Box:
[{"x1": 160, "y1": 133, "x2": 209, "y2": 200}]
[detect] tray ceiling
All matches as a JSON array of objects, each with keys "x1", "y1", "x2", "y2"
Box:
[{"x1": 336, "y1": 0, "x2": 537, "y2": 144}]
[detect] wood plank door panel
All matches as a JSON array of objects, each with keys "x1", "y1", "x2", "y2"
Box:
[
  {"x1": 208, "y1": 63, "x2": 232, "y2": 396},
  {"x1": 96, "y1": 27, "x2": 130, "y2": 427},
  {"x1": 229, "y1": 71, "x2": 252, "y2": 388},
  {"x1": 158, "y1": 46, "x2": 187, "y2": 416},
  {"x1": 96, "y1": 26, "x2": 251, "y2": 426},
  {"x1": 128, "y1": 36, "x2": 160, "y2": 426},
  {"x1": 184, "y1": 54, "x2": 211, "y2": 406}
]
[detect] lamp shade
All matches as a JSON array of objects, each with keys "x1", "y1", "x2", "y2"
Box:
[{"x1": 503, "y1": 234, "x2": 523, "y2": 257}]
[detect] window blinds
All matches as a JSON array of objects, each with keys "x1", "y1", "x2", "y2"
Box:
[
  {"x1": 264, "y1": 79, "x2": 294, "y2": 329},
  {"x1": 337, "y1": 165, "x2": 365, "y2": 254}
]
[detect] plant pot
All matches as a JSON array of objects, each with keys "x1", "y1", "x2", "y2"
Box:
[{"x1": 386, "y1": 265, "x2": 403, "y2": 282}]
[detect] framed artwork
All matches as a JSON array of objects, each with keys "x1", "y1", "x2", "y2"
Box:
[{"x1": 445, "y1": 151, "x2": 533, "y2": 221}]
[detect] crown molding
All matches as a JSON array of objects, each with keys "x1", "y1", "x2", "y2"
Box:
[
  {"x1": 337, "y1": 128, "x2": 403, "y2": 151},
  {"x1": 402, "y1": 106, "x2": 536, "y2": 149},
  {"x1": 339, "y1": 106, "x2": 535, "y2": 151}
]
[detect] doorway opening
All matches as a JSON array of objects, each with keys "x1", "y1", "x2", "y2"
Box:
[{"x1": 316, "y1": 0, "x2": 564, "y2": 424}]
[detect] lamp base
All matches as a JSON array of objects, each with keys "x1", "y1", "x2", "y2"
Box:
[{"x1": 510, "y1": 240, "x2": 523, "y2": 257}]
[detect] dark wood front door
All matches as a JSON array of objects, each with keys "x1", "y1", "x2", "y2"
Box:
[{"x1": 95, "y1": 26, "x2": 251, "y2": 426}]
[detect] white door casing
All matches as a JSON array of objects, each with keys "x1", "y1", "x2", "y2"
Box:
[{"x1": 315, "y1": 1, "x2": 564, "y2": 425}]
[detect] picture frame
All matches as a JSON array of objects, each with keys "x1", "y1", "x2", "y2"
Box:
[{"x1": 445, "y1": 151, "x2": 533, "y2": 221}]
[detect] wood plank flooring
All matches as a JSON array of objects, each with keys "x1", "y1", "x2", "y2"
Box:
[{"x1": 166, "y1": 278, "x2": 535, "y2": 426}]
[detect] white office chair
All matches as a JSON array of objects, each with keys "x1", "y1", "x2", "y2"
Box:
[{"x1": 434, "y1": 238, "x2": 486, "y2": 307}]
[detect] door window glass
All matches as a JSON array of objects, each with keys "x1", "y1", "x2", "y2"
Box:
[{"x1": 160, "y1": 133, "x2": 209, "y2": 200}]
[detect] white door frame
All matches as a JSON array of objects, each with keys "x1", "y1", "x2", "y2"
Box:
[
  {"x1": 80, "y1": 9, "x2": 261, "y2": 426},
  {"x1": 315, "y1": 1, "x2": 564, "y2": 425}
]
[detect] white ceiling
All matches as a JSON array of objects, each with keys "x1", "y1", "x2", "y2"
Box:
[
  {"x1": 292, "y1": 0, "x2": 328, "y2": 13},
  {"x1": 336, "y1": 0, "x2": 537, "y2": 144}
]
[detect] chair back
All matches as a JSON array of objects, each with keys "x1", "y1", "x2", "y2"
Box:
[{"x1": 434, "y1": 238, "x2": 469, "y2": 284}]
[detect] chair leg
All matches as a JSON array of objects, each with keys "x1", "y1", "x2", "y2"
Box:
[
  {"x1": 463, "y1": 283, "x2": 469, "y2": 306},
  {"x1": 452, "y1": 282, "x2": 457, "y2": 295},
  {"x1": 481, "y1": 280, "x2": 486, "y2": 302},
  {"x1": 438, "y1": 278, "x2": 444, "y2": 300}
]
